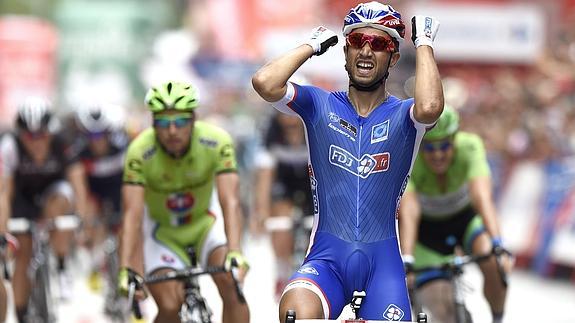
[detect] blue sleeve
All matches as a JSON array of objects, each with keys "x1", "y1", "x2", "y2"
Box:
[{"x1": 271, "y1": 82, "x2": 327, "y2": 125}]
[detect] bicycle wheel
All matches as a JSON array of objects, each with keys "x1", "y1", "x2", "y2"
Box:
[
  {"x1": 103, "y1": 236, "x2": 130, "y2": 322},
  {"x1": 455, "y1": 303, "x2": 473, "y2": 323},
  {"x1": 28, "y1": 259, "x2": 55, "y2": 323},
  {"x1": 180, "y1": 290, "x2": 212, "y2": 323}
]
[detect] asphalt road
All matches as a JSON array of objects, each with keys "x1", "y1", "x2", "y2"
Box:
[{"x1": 4, "y1": 234, "x2": 575, "y2": 323}]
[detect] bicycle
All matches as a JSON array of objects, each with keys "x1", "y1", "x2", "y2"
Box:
[
  {"x1": 409, "y1": 247, "x2": 511, "y2": 323},
  {"x1": 8, "y1": 215, "x2": 80, "y2": 323},
  {"x1": 284, "y1": 291, "x2": 429, "y2": 322},
  {"x1": 292, "y1": 210, "x2": 314, "y2": 270},
  {"x1": 88, "y1": 210, "x2": 128, "y2": 322},
  {"x1": 130, "y1": 246, "x2": 246, "y2": 323}
]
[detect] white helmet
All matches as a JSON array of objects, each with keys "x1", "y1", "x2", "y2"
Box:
[
  {"x1": 342, "y1": 2, "x2": 406, "y2": 48},
  {"x1": 16, "y1": 97, "x2": 53, "y2": 132},
  {"x1": 76, "y1": 103, "x2": 116, "y2": 133}
]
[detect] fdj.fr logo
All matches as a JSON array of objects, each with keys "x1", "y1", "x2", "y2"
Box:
[
  {"x1": 383, "y1": 304, "x2": 405, "y2": 321},
  {"x1": 329, "y1": 145, "x2": 389, "y2": 178}
]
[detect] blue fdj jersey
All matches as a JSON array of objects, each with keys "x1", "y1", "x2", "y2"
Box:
[
  {"x1": 274, "y1": 83, "x2": 428, "y2": 243},
  {"x1": 273, "y1": 83, "x2": 429, "y2": 320}
]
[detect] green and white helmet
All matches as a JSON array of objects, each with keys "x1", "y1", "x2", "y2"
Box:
[
  {"x1": 425, "y1": 105, "x2": 459, "y2": 141},
  {"x1": 145, "y1": 81, "x2": 199, "y2": 113}
]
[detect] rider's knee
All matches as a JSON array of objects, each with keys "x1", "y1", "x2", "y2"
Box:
[
  {"x1": 214, "y1": 273, "x2": 241, "y2": 303},
  {"x1": 154, "y1": 293, "x2": 182, "y2": 314},
  {"x1": 152, "y1": 284, "x2": 184, "y2": 313},
  {"x1": 14, "y1": 236, "x2": 33, "y2": 262},
  {"x1": 279, "y1": 288, "x2": 324, "y2": 322}
]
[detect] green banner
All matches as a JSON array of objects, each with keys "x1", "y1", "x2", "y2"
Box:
[{"x1": 55, "y1": 0, "x2": 173, "y2": 109}]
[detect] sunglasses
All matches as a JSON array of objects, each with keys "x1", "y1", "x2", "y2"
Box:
[
  {"x1": 153, "y1": 113, "x2": 194, "y2": 129},
  {"x1": 422, "y1": 140, "x2": 453, "y2": 153},
  {"x1": 83, "y1": 131, "x2": 107, "y2": 140},
  {"x1": 346, "y1": 32, "x2": 397, "y2": 52},
  {"x1": 21, "y1": 130, "x2": 49, "y2": 140}
]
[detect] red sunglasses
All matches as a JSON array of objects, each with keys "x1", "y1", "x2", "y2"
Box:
[
  {"x1": 346, "y1": 32, "x2": 397, "y2": 52},
  {"x1": 21, "y1": 130, "x2": 50, "y2": 140}
]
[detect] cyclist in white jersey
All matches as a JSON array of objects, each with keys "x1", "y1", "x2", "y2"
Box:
[{"x1": 252, "y1": 2, "x2": 443, "y2": 321}]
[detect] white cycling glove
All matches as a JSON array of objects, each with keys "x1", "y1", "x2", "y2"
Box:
[
  {"x1": 411, "y1": 15, "x2": 440, "y2": 49},
  {"x1": 304, "y1": 26, "x2": 338, "y2": 56}
]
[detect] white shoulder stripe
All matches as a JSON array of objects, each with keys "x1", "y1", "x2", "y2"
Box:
[
  {"x1": 409, "y1": 104, "x2": 436, "y2": 131},
  {"x1": 271, "y1": 82, "x2": 298, "y2": 116}
]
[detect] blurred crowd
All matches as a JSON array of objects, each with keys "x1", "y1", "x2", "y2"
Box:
[{"x1": 1, "y1": 0, "x2": 575, "y2": 270}]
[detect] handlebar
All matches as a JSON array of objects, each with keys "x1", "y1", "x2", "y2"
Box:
[
  {"x1": 409, "y1": 246, "x2": 512, "y2": 288},
  {"x1": 7, "y1": 215, "x2": 81, "y2": 234},
  {"x1": 129, "y1": 256, "x2": 246, "y2": 319}
]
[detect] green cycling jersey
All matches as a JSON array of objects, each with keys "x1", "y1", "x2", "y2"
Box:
[
  {"x1": 406, "y1": 131, "x2": 490, "y2": 219},
  {"x1": 123, "y1": 121, "x2": 237, "y2": 227}
]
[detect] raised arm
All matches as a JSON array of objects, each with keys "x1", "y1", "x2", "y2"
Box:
[
  {"x1": 252, "y1": 45, "x2": 313, "y2": 103},
  {"x1": 411, "y1": 16, "x2": 444, "y2": 124},
  {"x1": 252, "y1": 26, "x2": 338, "y2": 102}
]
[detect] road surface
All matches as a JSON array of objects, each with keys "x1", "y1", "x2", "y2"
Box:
[{"x1": 5, "y1": 233, "x2": 575, "y2": 323}]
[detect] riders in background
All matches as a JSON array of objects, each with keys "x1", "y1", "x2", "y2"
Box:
[
  {"x1": 399, "y1": 106, "x2": 512, "y2": 323},
  {"x1": 0, "y1": 97, "x2": 89, "y2": 322},
  {"x1": 252, "y1": 1, "x2": 443, "y2": 321},
  {"x1": 72, "y1": 103, "x2": 129, "y2": 291},
  {"x1": 118, "y1": 81, "x2": 250, "y2": 323},
  {"x1": 252, "y1": 111, "x2": 312, "y2": 300}
]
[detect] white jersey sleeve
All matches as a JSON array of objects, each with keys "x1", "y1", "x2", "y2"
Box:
[{"x1": 0, "y1": 134, "x2": 19, "y2": 178}]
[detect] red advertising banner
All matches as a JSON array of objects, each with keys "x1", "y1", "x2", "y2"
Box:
[{"x1": 0, "y1": 16, "x2": 57, "y2": 128}]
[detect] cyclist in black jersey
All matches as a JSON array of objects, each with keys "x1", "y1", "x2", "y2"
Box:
[
  {"x1": 253, "y1": 112, "x2": 312, "y2": 300},
  {"x1": 72, "y1": 103, "x2": 128, "y2": 291},
  {"x1": 0, "y1": 97, "x2": 89, "y2": 322}
]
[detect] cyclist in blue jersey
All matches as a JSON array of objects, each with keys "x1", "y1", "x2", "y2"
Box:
[{"x1": 252, "y1": 2, "x2": 443, "y2": 321}]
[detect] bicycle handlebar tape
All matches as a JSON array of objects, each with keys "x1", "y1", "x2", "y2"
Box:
[{"x1": 132, "y1": 296, "x2": 143, "y2": 320}]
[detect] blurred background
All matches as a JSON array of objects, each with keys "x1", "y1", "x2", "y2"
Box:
[{"x1": 1, "y1": 0, "x2": 574, "y2": 322}]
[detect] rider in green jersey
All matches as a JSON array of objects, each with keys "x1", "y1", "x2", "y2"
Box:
[
  {"x1": 118, "y1": 81, "x2": 249, "y2": 323},
  {"x1": 399, "y1": 106, "x2": 512, "y2": 323}
]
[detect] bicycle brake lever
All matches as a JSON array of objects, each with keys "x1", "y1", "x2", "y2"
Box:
[
  {"x1": 229, "y1": 260, "x2": 247, "y2": 304},
  {"x1": 492, "y1": 246, "x2": 513, "y2": 288},
  {"x1": 128, "y1": 282, "x2": 143, "y2": 320},
  {"x1": 494, "y1": 253, "x2": 509, "y2": 288}
]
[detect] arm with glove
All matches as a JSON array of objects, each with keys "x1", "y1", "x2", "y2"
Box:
[
  {"x1": 252, "y1": 26, "x2": 338, "y2": 102},
  {"x1": 217, "y1": 172, "x2": 250, "y2": 278},
  {"x1": 411, "y1": 15, "x2": 444, "y2": 125},
  {"x1": 118, "y1": 184, "x2": 147, "y2": 299}
]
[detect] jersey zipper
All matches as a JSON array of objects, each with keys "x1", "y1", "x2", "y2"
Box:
[{"x1": 356, "y1": 116, "x2": 363, "y2": 241}]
